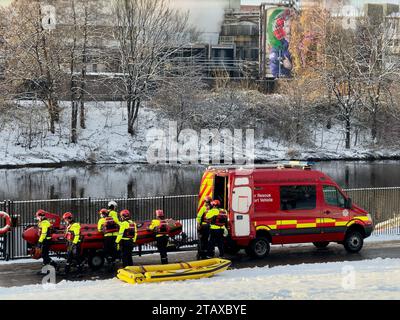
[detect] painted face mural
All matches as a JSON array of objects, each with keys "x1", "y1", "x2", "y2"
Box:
[{"x1": 267, "y1": 8, "x2": 294, "y2": 78}]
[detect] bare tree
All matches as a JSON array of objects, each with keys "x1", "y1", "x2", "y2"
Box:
[
  {"x1": 2, "y1": 0, "x2": 64, "y2": 134},
  {"x1": 62, "y1": 0, "x2": 101, "y2": 143},
  {"x1": 112, "y1": 0, "x2": 194, "y2": 135},
  {"x1": 356, "y1": 17, "x2": 400, "y2": 144}
]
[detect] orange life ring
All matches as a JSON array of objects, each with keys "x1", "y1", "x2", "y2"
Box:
[{"x1": 0, "y1": 211, "x2": 12, "y2": 235}]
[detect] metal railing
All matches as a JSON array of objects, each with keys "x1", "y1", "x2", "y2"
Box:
[
  {"x1": 345, "y1": 187, "x2": 400, "y2": 235},
  {"x1": 1, "y1": 195, "x2": 198, "y2": 260},
  {"x1": 1, "y1": 187, "x2": 400, "y2": 260}
]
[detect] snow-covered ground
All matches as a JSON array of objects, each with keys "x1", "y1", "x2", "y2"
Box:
[
  {"x1": 1, "y1": 101, "x2": 400, "y2": 168},
  {"x1": 0, "y1": 258, "x2": 399, "y2": 300}
]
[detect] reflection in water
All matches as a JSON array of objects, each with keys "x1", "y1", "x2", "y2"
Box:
[
  {"x1": 314, "y1": 161, "x2": 400, "y2": 189},
  {"x1": 0, "y1": 161, "x2": 399, "y2": 200}
]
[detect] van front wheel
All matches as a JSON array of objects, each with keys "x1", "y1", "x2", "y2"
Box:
[
  {"x1": 246, "y1": 237, "x2": 270, "y2": 259},
  {"x1": 344, "y1": 231, "x2": 363, "y2": 253}
]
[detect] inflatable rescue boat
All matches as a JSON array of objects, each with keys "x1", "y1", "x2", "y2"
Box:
[
  {"x1": 22, "y1": 211, "x2": 183, "y2": 268},
  {"x1": 117, "y1": 258, "x2": 231, "y2": 284}
]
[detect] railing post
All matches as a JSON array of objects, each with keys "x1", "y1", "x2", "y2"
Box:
[
  {"x1": 6, "y1": 200, "x2": 13, "y2": 260},
  {"x1": 88, "y1": 197, "x2": 92, "y2": 224}
]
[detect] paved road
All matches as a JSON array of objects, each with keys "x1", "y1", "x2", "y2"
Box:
[{"x1": 1, "y1": 241, "x2": 399, "y2": 288}]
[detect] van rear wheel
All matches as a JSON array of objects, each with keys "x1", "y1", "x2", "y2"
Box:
[
  {"x1": 313, "y1": 242, "x2": 330, "y2": 249},
  {"x1": 246, "y1": 237, "x2": 270, "y2": 259},
  {"x1": 344, "y1": 231, "x2": 363, "y2": 253}
]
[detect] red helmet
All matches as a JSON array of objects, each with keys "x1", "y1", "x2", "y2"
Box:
[
  {"x1": 155, "y1": 209, "x2": 164, "y2": 218},
  {"x1": 204, "y1": 196, "x2": 212, "y2": 203},
  {"x1": 211, "y1": 200, "x2": 221, "y2": 207},
  {"x1": 36, "y1": 209, "x2": 46, "y2": 219},
  {"x1": 120, "y1": 209, "x2": 131, "y2": 219},
  {"x1": 99, "y1": 208, "x2": 108, "y2": 216},
  {"x1": 63, "y1": 212, "x2": 73, "y2": 221}
]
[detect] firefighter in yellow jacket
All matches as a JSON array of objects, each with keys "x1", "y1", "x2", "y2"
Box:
[
  {"x1": 36, "y1": 210, "x2": 58, "y2": 274},
  {"x1": 206, "y1": 200, "x2": 228, "y2": 258},
  {"x1": 62, "y1": 212, "x2": 83, "y2": 275},
  {"x1": 148, "y1": 210, "x2": 170, "y2": 264},
  {"x1": 98, "y1": 208, "x2": 119, "y2": 271},
  {"x1": 108, "y1": 201, "x2": 119, "y2": 222},
  {"x1": 116, "y1": 209, "x2": 137, "y2": 267},
  {"x1": 196, "y1": 196, "x2": 212, "y2": 260}
]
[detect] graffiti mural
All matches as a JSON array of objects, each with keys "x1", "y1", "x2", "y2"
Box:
[{"x1": 267, "y1": 7, "x2": 295, "y2": 78}]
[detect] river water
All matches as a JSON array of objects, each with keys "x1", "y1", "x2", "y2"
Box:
[{"x1": 0, "y1": 161, "x2": 399, "y2": 201}]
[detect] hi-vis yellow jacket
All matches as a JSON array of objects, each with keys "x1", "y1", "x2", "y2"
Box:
[
  {"x1": 66, "y1": 222, "x2": 81, "y2": 245},
  {"x1": 196, "y1": 205, "x2": 209, "y2": 225},
  {"x1": 149, "y1": 219, "x2": 169, "y2": 238},
  {"x1": 205, "y1": 209, "x2": 226, "y2": 230},
  {"x1": 109, "y1": 210, "x2": 119, "y2": 223},
  {"x1": 97, "y1": 214, "x2": 119, "y2": 237},
  {"x1": 38, "y1": 220, "x2": 52, "y2": 243},
  {"x1": 116, "y1": 220, "x2": 137, "y2": 243}
]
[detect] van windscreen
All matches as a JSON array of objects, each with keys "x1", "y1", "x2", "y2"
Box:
[{"x1": 280, "y1": 185, "x2": 316, "y2": 211}]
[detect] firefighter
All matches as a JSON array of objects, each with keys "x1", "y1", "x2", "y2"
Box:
[
  {"x1": 36, "y1": 210, "x2": 58, "y2": 273},
  {"x1": 116, "y1": 209, "x2": 137, "y2": 267},
  {"x1": 148, "y1": 210, "x2": 170, "y2": 265},
  {"x1": 97, "y1": 208, "x2": 119, "y2": 271},
  {"x1": 108, "y1": 201, "x2": 119, "y2": 222},
  {"x1": 196, "y1": 196, "x2": 212, "y2": 259},
  {"x1": 62, "y1": 212, "x2": 83, "y2": 275},
  {"x1": 206, "y1": 200, "x2": 228, "y2": 258}
]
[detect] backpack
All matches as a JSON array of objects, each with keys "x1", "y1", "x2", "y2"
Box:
[
  {"x1": 102, "y1": 217, "x2": 119, "y2": 234},
  {"x1": 123, "y1": 222, "x2": 136, "y2": 239},
  {"x1": 155, "y1": 219, "x2": 170, "y2": 236},
  {"x1": 213, "y1": 210, "x2": 228, "y2": 227}
]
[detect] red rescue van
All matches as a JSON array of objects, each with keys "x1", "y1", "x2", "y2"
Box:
[{"x1": 197, "y1": 162, "x2": 374, "y2": 258}]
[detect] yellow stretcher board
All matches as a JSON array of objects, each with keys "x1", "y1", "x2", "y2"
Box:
[{"x1": 117, "y1": 258, "x2": 231, "y2": 284}]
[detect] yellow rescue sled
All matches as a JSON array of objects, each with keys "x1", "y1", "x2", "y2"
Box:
[{"x1": 117, "y1": 258, "x2": 231, "y2": 284}]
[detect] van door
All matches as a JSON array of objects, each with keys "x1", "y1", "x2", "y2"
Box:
[
  {"x1": 321, "y1": 185, "x2": 349, "y2": 241},
  {"x1": 231, "y1": 175, "x2": 253, "y2": 237},
  {"x1": 274, "y1": 184, "x2": 322, "y2": 244}
]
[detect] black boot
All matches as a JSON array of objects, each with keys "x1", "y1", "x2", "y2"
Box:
[{"x1": 161, "y1": 257, "x2": 168, "y2": 265}]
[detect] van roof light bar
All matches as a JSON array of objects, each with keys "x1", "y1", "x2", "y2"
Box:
[{"x1": 207, "y1": 161, "x2": 314, "y2": 171}]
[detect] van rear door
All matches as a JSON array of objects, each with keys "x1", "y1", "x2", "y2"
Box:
[
  {"x1": 231, "y1": 174, "x2": 254, "y2": 237},
  {"x1": 197, "y1": 171, "x2": 215, "y2": 215}
]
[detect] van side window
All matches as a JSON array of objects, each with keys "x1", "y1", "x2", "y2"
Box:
[
  {"x1": 323, "y1": 186, "x2": 345, "y2": 208},
  {"x1": 280, "y1": 186, "x2": 316, "y2": 211}
]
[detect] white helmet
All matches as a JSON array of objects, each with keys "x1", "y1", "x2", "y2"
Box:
[{"x1": 108, "y1": 201, "x2": 118, "y2": 209}]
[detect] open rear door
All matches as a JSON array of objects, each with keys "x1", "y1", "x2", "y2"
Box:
[
  {"x1": 197, "y1": 171, "x2": 215, "y2": 215},
  {"x1": 231, "y1": 174, "x2": 254, "y2": 237}
]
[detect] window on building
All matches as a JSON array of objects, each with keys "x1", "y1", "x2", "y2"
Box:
[
  {"x1": 280, "y1": 185, "x2": 316, "y2": 211},
  {"x1": 323, "y1": 186, "x2": 346, "y2": 208}
]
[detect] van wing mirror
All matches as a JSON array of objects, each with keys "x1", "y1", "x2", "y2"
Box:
[{"x1": 345, "y1": 198, "x2": 352, "y2": 209}]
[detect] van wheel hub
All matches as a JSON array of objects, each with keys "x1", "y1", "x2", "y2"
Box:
[
  {"x1": 349, "y1": 236, "x2": 360, "y2": 248},
  {"x1": 255, "y1": 241, "x2": 268, "y2": 255}
]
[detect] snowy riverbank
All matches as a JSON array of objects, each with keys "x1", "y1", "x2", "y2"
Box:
[
  {"x1": 1, "y1": 101, "x2": 400, "y2": 168},
  {"x1": 1, "y1": 257, "x2": 399, "y2": 300}
]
